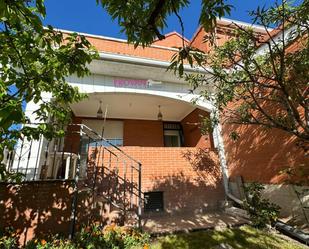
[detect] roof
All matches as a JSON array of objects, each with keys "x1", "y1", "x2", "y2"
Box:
[
  {"x1": 152, "y1": 31, "x2": 190, "y2": 47},
  {"x1": 59, "y1": 17, "x2": 274, "y2": 63},
  {"x1": 60, "y1": 29, "x2": 183, "y2": 63},
  {"x1": 191, "y1": 17, "x2": 270, "y2": 46}
]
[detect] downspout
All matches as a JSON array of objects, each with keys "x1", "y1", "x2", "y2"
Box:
[{"x1": 211, "y1": 111, "x2": 243, "y2": 205}]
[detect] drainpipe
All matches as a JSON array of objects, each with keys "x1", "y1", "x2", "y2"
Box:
[
  {"x1": 211, "y1": 111, "x2": 229, "y2": 195},
  {"x1": 212, "y1": 117, "x2": 244, "y2": 206}
]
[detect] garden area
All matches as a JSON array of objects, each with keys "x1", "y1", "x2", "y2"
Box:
[{"x1": 1, "y1": 224, "x2": 306, "y2": 249}]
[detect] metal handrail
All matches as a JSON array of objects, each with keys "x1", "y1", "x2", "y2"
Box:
[
  {"x1": 73, "y1": 123, "x2": 142, "y2": 165},
  {"x1": 2, "y1": 122, "x2": 143, "y2": 233}
]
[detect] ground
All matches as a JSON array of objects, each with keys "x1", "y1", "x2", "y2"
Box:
[
  {"x1": 142, "y1": 211, "x2": 248, "y2": 234},
  {"x1": 146, "y1": 226, "x2": 307, "y2": 249}
]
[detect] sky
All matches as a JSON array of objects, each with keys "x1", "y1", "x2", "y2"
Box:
[{"x1": 43, "y1": 0, "x2": 280, "y2": 40}]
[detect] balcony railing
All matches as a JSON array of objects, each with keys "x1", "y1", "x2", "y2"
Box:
[{"x1": 2, "y1": 123, "x2": 143, "y2": 230}]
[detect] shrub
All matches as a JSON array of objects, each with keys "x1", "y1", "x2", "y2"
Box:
[
  {"x1": 75, "y1": 224, "x2": 108, "y2": 249},
  {"x1": 75, "y1": 224, "x2": 150, "y2": 249},
  {"x1": 243, "y1": 182, "x2": 281, "y2": 228},
  {"x1": 25, "y1": 236, "x2": 75, "y2": 249},
  {"x1": 2, "y1": 224, "x2": 149, "y2": 249},
  {"x1": 0, "y1": 227, "x2": 18, "y2": 249}
]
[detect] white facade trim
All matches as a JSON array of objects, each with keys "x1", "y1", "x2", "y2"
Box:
[{"x1": 98, "y1": 52, "x2": 212, "y2": 73}]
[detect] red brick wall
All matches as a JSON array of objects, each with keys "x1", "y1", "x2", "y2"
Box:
[
  {"x1": 64, "y1": 116, "x2": 83, "y2": 153},
  {"x1": 123, "y1": 119, "x2": 164, "y2": 147},
  {"x1": 223, "y1": 123, "x2": 308, "y2": 184},
  {"x1": 118, "y1": 147, "x2": 224, "y2": 213},
  {"x1": 181, "y1": 109, "x2": 214, "y2": 149},
  {"x1": 75, "y1": 112, "x2": 213, "y2": 149},
  {"x1": 0, "y1": 181, "x2": 106, "y2": 246},
  {"x1": 152, "y1": 32, "x2": 189, "y2": 47},
  {"x1": 0, "y1": 146, "x2": 224, "y2": 245}
]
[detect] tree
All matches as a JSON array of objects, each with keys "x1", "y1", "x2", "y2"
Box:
[
  {"x1": 174, "y1": 1, "x2": 309, "y2": 146},
  {"x1": 0, "y1": 0, "x2": 234, "y2": 180},
  {"x1": 98, "y1": 0, "x2": 308, "y2": 145},
  {"x1": 0, "y1": 1, "x2": 98, "y2": 180},
  {"x1": 97, "y1": 0, "x2": 232, "y2": 46}
]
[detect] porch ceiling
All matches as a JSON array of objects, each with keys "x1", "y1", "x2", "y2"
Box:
[
  {"x1": 70, "y1": 93, "x2": 196, "y2": 121},
  {"x1": 89, "y1": 59, "x2": 199, "y2": 84}
]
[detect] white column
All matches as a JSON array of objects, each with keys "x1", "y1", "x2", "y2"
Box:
[{"x1": 12, "y1": 93, "x2": 52, "y2": 180}]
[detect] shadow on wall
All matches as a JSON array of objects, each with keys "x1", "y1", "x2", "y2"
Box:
[
  {"x1": 86, "y1": 147, "x2": 140, "y2": 216},
  {"x1": 0, "y1": 181, "x2": 108, "y2": 247},
  {"x1": 0, "y1": 145, "x2": 144, "y2": 246},
  {"x1": 223, "y1": 124, "x2": 308, "y2": 184},
  {"x1": 146, "y1": 149, "x2": 225, "y2": 213}
]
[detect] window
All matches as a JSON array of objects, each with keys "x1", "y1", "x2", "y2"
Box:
[
  {"x1": 144, "y1": 191, "x2": 164, "y2": 212},
  {"x1": 82, "y1": 119, "x2": 123, "y2": 146},
  {"x1": 163, "y1": 122, "x2": 183, "y2": 147}
]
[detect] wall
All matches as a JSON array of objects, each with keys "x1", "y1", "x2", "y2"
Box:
[
  {"x1": 152, "y1": 32, "x2": 189, "y2": 47},
  {"x1": 75, "y1": 110, "x2": 214, "y2": 149},
  {"x1": 0, "y1": 181, "x2": 102, "y2": 246},
  {"x1": 123, "y1": 119, "x2": 164, "y2": 147},
  {"x1": 64, "y1": 116, "x2": 83, "y2": 154},
  {"x1": 181, "y1": 109, "x2": 214, "y2": 149},
  {"x1": 229, "y1": 181, "x2": 309, "y2": 224},
  {"x1": 224, "y1": 123, "x2": 309, "y2": 225},
  {"x1": 119, "y1": 147, "x2": 224, "y2": 213},
  {"x1": 85, "y1": 146, "x2": 224, "y2": 214},
  {"x1": 1, "y1": 146, "x2": 225, "y2": 245},
  {"x1": 192, "y1": 24, "x2": 308, "y2": 185},
  {"x1": 223, "y1": 123, "x2": 308, "y2": 184}
]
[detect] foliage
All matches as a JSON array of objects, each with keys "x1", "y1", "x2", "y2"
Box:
[
  {"x1": 2, "y1": 225, "x2": 307, "y2": 249},
  {"x1": 76, "y1": 224, "x2": 149, "y2": 249},
  {"x1": 149, "y1": 225, "x2": 306, "y2": 249},
  {"x1": 22, "y1": 224, "x2": 149, "y2": 249},
  {"x1": 97, "y1": 0, "x2": 232, "y2": 47},
  {"x1": 0, "y1": 227, "x2": 18, "y2": 249},
  {"x1": 243, "y1": 182, "x2": 281, "y2": 229},
  {"x1": 25, "y1": 237, "x2": 75, "y2": 249},
  {"x1": 0, "y1": 0, "x2": 98, "y2": 181},
  {"x1": 170, "y1": 0, "x2": 309, "y2": 144}
]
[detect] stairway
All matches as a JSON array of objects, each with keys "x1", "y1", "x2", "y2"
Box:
[{"x1": 73, "y1": 124, "x2": 143, "y2": 228}]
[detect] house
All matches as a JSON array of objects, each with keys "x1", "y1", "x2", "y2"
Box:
[
  {"x1": 1, "y1": 17, "x2": 307, "y2": 242},
  {"x1": 191, "y1": 19, "x2": 308, "y2": 223}
]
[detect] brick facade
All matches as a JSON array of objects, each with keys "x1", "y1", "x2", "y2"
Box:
[
  {"x1": 192, "y1": 26, "x2": 308, "y2": 185},
  {"x1": 0, "y1": 181, "x2": 95, "y2": 245},
  {"x1": 181, "y1": 109, "x2": 214, "y2": 149},
  {"x1": 152, "y1": 32, "x2": 189, "y2": 47},
  {"x1": 223, "y1": 123, "x2": 308, "y2": 184},
  {"x1": 123, "y1": 119, "x2": 164, "y2": 147},
  {"x1": 121, "y1": 147, "x2": 224, "y2": 213}
]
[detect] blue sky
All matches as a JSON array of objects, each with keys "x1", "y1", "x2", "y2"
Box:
[{"x1": 43, "y1": 1, "x2": 279, "y2": 40}]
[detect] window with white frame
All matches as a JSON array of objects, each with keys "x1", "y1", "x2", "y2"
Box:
[{"x1": 163, "y1": 122, "x2": 183, "y2": 147}]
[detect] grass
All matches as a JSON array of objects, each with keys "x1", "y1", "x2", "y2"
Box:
[{"x1": 146, "y1": 225, "x2": 306, "y2": 249}]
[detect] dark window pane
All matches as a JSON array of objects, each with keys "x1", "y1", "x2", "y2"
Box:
[
  {"x1": 144, "y1": 191, "x2": 164, "y2": 212},
  {"x1": 164, "y1": 123, "x2": 181, "y2": 130},
  {"x1": 164, "y1": 135, "x2": 180, "y2": 147}
]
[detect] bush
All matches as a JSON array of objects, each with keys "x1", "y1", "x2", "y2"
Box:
[
  {"x1": 243, "y1": 182, "x2": 281, "y2": 228},
  {"x1": 25, "y1": 236, "x2": 75, "y2": 249},
  {"x1": 0, "y1": 227, "x2": 18, "y2": 249},
  {"x1": 76, "y1": 224, "x2": 150, "y2": 249},
  {"x1": 2, "y1": 224, "x2": 149, "y2": 249}
]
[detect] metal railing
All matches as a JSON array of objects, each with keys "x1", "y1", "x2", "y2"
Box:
[{"x1": 2, "y1": 123, "x2": 143, "y2": 231}]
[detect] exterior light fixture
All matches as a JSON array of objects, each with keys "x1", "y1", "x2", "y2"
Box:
[
  {"x1": 157, "y1": 105, "x2": 163, "y2": 121},
  {"x1": 97, "y1": 100, "x2": 103, "y2": 118}
]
